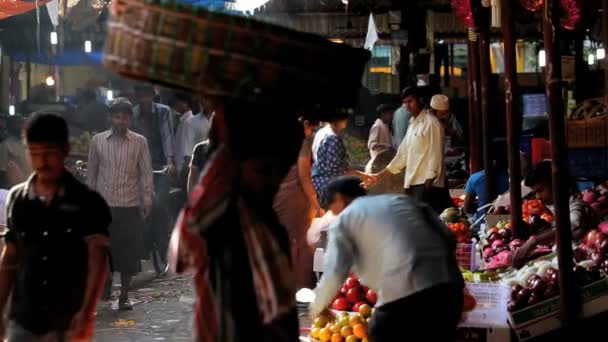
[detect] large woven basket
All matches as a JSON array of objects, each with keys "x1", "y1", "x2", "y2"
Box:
[{"x1": 104, "y1": 0, "x2": 370, "y2": 106}]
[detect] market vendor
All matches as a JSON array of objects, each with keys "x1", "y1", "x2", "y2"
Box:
[
  {"x1": 374, "y1": 87, "x2": 452, "y2": 213},
  {"x1": 463, "y1": 139, "x2": 510, "y2": 219},
  {"x1": 512, "y1": 161, "x2": 598, "y2": 268},
  {"x1": 311, "y1": 176, "x2": 464, "y2": 341}
]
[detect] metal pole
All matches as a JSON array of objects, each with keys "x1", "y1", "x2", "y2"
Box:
[
  {"x1": 467, "y1": 33, "x2": 482, "y2": 173},
  {"x1": 450, "y1": 43, "x2": 455, "y2": 77},
  {"x1": 25, "y1": 56, "x2": 31, "y2": 102},
  {"x1": 543, "y1": 0, "x2": 579, "y2": 332},
  {"x1": 476, "y1": 2, "x2": 495, "y2": 201},
  {"x1": 603, "y1": 0, "x2": 608, "y2": 100},
  {"x1": 443, "y1": 44, "x2": 450, "y2": 87},
  {"x1": 573, "y1": 33, "x2": 585, "y2": 103},
  {"x1": 502, "y1": 0, "x2": 523, "y2": 238}
]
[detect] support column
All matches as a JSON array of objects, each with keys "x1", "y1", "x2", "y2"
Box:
[
  {"x1": 603, "y1": 0, "x2": 608, "y2": 98},
  {"x1": 467, "y1": 31, "x2": 482, "y2": 173},
  {"x1": 543, "y1": 0, "x2": 579, "y2": 333},
  {"x1": 502, "y1": 0, "x2": 523, "y2": 238},
  {"x1": 475, "y1": 0, "x2": 495, "y2": 200}
]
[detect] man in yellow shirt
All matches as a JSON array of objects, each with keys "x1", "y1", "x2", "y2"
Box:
[{"x1": 376, "y1": 87, "x2": 450, "y2": 213}]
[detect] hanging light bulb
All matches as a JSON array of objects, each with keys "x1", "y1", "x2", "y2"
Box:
[
  {"x1": 107, "y1": 90, "x2": 114, "y2": 101},
  {"x1": 8, "y1": 105, "x2": 15, "y2": 116},
  {"x1": 538, "y1": 50, "x2": 546, "y2": 68},
  {"x1": 589, "y1": 53, "x2": 596, "y2": 66},
  {"x1": 597, "y1": 48, "x2": 605, "y2": 60},
  {"x1": 50, "y1": 31, "x2": 58, "y2": 45},
  {"x1": 84, "y1": 40, "x2": 92, "y2": 53},
  {"x1": 46, "y1": 76, "x2": 55, "y2": 86}
]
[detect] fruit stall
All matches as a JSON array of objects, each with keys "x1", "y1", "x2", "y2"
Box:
[{"x1": 307, "y1": 276, "x2": 376, "y2": 342}]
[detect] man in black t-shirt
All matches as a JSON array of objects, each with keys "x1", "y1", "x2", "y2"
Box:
[{"x1": 0, "y1": 113, "x2": 111, "y2": 341}]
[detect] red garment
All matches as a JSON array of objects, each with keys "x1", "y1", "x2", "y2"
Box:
[{"x1": 169, "y1": 143, "x2": 295, "y2": 341}]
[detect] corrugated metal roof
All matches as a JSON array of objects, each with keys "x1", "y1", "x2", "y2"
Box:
[{"x1": 254, "y1": 12, "x2": 390, "y2": 37}]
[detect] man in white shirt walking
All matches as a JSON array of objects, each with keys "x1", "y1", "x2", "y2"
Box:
[
  {"x1": 169, "y1": 93, "x2": 201, "y2": 188},
  {"x1": 376, "y1": 87, "x2": 451, "y2": 213},
  {"x1": 87, "y1": 99, "x2": 154, "y2": 310},
  {"x1": 310, "y1": 177, "x2": 464, "y2": 341}
]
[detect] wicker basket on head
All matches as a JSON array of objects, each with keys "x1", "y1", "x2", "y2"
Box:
[{"x1": 104, "y1": 0, "x2": 370, "y2": 107}]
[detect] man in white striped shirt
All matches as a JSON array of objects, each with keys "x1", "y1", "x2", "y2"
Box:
[{"x1": 87, "y1": 99, "x2": 154, "y2": 310}]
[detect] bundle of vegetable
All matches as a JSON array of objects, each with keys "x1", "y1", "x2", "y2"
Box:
[
  {"x1": 342, "y1": 133, "x2": 369, "y2": 168},
  {"x1": 440, "y1": 207, "x2": 471, "y2": 243}
]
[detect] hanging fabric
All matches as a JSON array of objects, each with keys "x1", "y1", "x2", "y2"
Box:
[
  {"x1": 364, "y1": 13, "x2": 378, "y2": 51},
  {"x1": 491, "y1": 0, "x2": 501, "y2": 28},
  {"x1": 46, "y1": 0, "x2": 58, "y2": 26}
]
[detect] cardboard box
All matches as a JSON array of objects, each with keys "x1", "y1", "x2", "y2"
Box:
[
  {"x1": 509, "y1": 278, "x2": 608, "y2": 341},
  {"x1": 461, "y1": 282, "x2": 511, "y2": 329}
]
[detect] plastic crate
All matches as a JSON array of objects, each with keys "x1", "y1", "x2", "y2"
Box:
[
  {"x1": 568, "y1": 148, "x2": 608, "y2": 178},
  {"x1": 456, "y1": 242, "x2": 478, "y2": 271},
  {"x1": 460, "y1": 282, "x2": 510, "y2": 328}
]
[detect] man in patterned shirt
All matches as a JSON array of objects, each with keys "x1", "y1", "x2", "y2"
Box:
[
  {"x1": 87, "y1": 99, "x2": 154, "y2": 309},
  {"x1": 512, "y1": 160, "x2": 598, "y2": 268}
]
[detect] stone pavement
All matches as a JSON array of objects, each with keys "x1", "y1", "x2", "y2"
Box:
[{"x1": 94, "y1": 261, "x2": 195, "y2": 342}]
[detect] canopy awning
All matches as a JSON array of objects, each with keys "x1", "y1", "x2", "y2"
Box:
[{"x1": 10, "y1": 50, "x2": 103, "y2": 65}]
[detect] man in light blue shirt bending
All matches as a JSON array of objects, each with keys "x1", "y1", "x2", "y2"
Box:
[{"x1": 310, "y1": 177, "x2": 464, "y2": 341}]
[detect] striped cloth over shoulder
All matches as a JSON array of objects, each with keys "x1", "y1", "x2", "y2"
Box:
[{"x1": 569, "y1": 196, "x2": 599, "y2": 232}]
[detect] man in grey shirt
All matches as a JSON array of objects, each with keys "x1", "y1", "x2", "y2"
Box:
[
  {"x1": 391, "y1": 87, "x2": 413, "y2": 149},
  {"x1": 310, "y1": 177, "x2": 464, "y2": 341}
]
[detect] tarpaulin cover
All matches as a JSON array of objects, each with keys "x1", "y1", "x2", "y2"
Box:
[
  {"x1": 9, "y1": 50, "x2": 103, "y2": 65},
  {"x1": 0, "y1": 0, "x2": 52, "y2": 20}
]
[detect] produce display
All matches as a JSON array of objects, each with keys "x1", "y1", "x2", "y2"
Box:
[
  {"x1": 502, "y1": 257, "x2": 604, "y2": 312},
  {"x1": 440, "y1": 207, "x2": 471, "y2": 243},
  {"x1": 482, "y1": 200, "x2": 555, "y2": 268},
  {"x1": 310, "y1": 310, "x2": 371, "y2": 342},
  {"x1": 309, "y1": 276, "x2": 376, "y2": 342},
  {"x1": 581, "y1": 184, "x2": 608, "y2": 215},
  {"x1": 69, "y1": 131, "x2": 95, "y2": 156},
  {"x1": 331, "y1": 276, "x2": 377, "y2": 312},
  {"x1": 574, "y1": 227, "x2": 608, "y2": 269}
]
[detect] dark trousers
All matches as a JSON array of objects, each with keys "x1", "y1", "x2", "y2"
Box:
[
  {"x1": 406, "y1": 185, "x2": 453, "y2": 214},
  {"x1": 369, "y1": 283, "x2": 463, "y2": 342}
]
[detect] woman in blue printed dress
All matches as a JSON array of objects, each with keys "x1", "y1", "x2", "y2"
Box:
[{"x1": 311, "y1": 112, "x2": 374, "y2": 209}]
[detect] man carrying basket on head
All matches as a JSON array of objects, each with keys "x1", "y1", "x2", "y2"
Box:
[{"x1": 103, "y1": 0, "x2": 371, "y2": 340}]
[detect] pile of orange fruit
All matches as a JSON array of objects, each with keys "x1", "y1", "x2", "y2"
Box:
[
  {"x1": 447, "y1": 221, "x2": 470, "y2": 243},
  {"x1": 310, "y1": 308, "x2": 372, "y2": 342}
]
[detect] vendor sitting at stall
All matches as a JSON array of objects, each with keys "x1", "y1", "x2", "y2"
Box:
[
  {"x1": 512, "y1": 160, "x2": 598, "y2": 268},
  {"x1": 463, "y1": 139, "x2": 510, "y2": 219}
]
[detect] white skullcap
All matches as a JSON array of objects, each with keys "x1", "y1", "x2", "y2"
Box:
[{"x1": 430, "y1": 94, "x2": 449, "y2": 111}]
